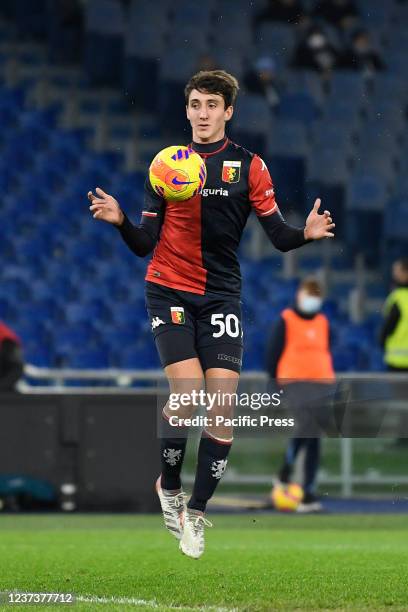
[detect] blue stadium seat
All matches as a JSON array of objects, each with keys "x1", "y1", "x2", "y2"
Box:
[
  {"x1": 84, "y1": 0, "x2": 125, "y2": 86},
  {"x1": 212, "y1": 21, "x2": 254, "y2": 50},
  {"x1": 119, "y1": 344, "x2": 160, "y2": 369},
  {"x1": 323, "y1": 99, "x2": 364, "y2": 132},
  {"x1": 172, "y1": 2, "x2": 213, "y2": 26},
  {"x1": 266, "y1": 121, "x2": 310, "y2": 157},
  {"x1": 159, "y1": 48, "x2": 201, "y2": 83},
  {"x1": 232, "y1": 94, "x2": 273, "y2": 155},
  {"x1": 167, "y1": 27, "x2": 209, "y2": 53},
  {"x1": 57, "y1": 324, "x2": 97, "y2": 353},
  {"x1": 277, "y1": 92, "x2": 320, "y2": 123},
  {"x1": 255, "y1": 23, "x2": 295, "y2": 58},
  {"x1": 111, "y1": 302, "x2": 148, "y2": 328},
  {"x1": 14, "y1": 321, "x2": 50, "y2": 347},
  {"x1": 333, "y1": 346, "x2": 359, "y2": 372},
  {"x1": 24, "y1": 345, "x2": 54, "y2": 368},
  {"x1": 328, "y1": 71, "x2": 366, "y2": 101},
  {"x1": 127, "y1": 0, "x2": 171, "y2": 33},
  {"x1": 307, "y1": 146, "x2": 350, "y2": 184},
  {"x1": 66, "y1": 348, "x2": 111, "y2": 369},
  {"x1": 358, "y1": 119, "x2": 401, "y2": 150},
  {"x1": 284, "y1": 71, "x2": 326, "y2": 106},
  {"x1": 359, "y1": 0, "x2": 396, "y2": 23},
  {"x1": 347, "y1": 174, "x2": 387, "y2": 211},
  {"x1": 64, "y1": 301, "x2": 111, "y2": 325},
  {"x1": 384, "y1": 198, "x2": 408, "y2": 241},
  {"x1": 312, "y1": 119, "x2": 356, "y2": 154}
]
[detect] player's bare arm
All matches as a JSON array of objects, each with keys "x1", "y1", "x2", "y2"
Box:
[
  {"x1": 304, "y1": 198, "x2": 335, "y2": 240},
  {"x1": 88, "y1": 187, "x2": 124, "y2": 226}
]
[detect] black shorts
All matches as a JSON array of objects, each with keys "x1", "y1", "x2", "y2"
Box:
[{"x1": 145, "y1": 281, "x2": 243, "y2": 373}]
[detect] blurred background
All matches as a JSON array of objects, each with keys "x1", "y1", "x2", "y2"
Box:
[{"x1": 0, "y1": 0, "x2": 407, "y2": 512}]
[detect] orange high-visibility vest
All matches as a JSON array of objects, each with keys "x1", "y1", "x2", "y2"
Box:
[{"x1": 276, "y1": 309, "x2": 335, "y2": 382}]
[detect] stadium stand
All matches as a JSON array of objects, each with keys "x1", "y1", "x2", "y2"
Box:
[{"x1": 0, "y1": 0, "x2": 407, "y2": 375}]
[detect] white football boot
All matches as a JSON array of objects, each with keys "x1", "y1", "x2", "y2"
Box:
[
  {"x1": 179, "y1": 509, "x2": 212, "y2": 559},
  {"x1": 155, "y1": 476, "x2": 187, "y2": 540}
]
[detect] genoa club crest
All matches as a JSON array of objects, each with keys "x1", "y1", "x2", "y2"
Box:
[
  {"x1": 170, "y1": 306, "x2": 185, "y2": 324},
  {"x1": 222, "y1": 160, "x2": 241, "y2": 183}
]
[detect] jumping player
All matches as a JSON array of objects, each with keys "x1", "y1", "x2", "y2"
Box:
[{"x1": 88, "y1": 70, "x2": 335, "y2": 558}]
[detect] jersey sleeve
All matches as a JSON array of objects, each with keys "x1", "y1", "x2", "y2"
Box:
[
  {"x1": 249, "y1": 155, "x2": 309, "y2": 252},
  {"x1": 248, "y1": 154, "x2": 279, "y2": 217},
  {"x1": 140, "y1": 178, "x2": 165, "y2": 234},
  {"x1": 117, "y1": 179, "x2": 165, "y2": 257}
]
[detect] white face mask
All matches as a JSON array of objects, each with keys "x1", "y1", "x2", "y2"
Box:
[
  {"x1": 309, "y1": 34, "x2": 326, "y2": 49},
  {"x1": 298, "y1": 295, "x2": 322, "y2": 314}
]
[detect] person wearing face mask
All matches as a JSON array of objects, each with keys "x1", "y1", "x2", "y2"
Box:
[
  {"x1": 291, "y1": 26, "x2": 340, "y2": 76},
  {"x1": 266, "y1": 277, "x2": 335, "y2": 512}
]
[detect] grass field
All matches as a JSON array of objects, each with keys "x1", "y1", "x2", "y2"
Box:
[{"x1": 1, "y1": 514, "x2": 408, "y2": 611}]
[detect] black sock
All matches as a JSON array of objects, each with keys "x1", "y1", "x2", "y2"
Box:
[
  {"x1": 188, "y1": 432, "x2": 232, "y2": 513},
  {"x1": 304, "y1": 438, "x2": 320, "y2": 494},
  {"x1": 159, "y1": 413, "x2": 189, "y2": 491}
]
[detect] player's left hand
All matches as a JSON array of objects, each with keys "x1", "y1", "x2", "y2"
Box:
[{"x1": 304, "y1": 199, "x2": 335, "y2": 240}]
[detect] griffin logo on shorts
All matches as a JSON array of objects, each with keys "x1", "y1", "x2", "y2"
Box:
[
  {"x1": 170, "y1": 306, "x2": 185, "y2": 324},
  {"x1": 222, "y1": 161, "x2": 241, "y2": 183}
]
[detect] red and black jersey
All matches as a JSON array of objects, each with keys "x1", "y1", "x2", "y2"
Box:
[
  {"x1": 0, "y1": 321, "x2": 20, "y2": 346},
  {"x1": 119, "y1": 137, "x2": 308, "y2": 296}
]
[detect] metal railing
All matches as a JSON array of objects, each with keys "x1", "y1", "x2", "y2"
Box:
[{"x1": 19, "y1": 366, "x2": 408, "y2": 496}]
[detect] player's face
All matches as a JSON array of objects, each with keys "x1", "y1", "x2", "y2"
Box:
[{"x1": 186, "y1": 89, "x2": 233, "y2": 143}]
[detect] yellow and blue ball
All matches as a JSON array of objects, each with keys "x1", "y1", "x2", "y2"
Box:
[
  {"x1": 149, "y1": 145, "x2": 207, "y2": 201},
  {"x1": 271, "y1": 483, "x2": 304, "y2": 512}
]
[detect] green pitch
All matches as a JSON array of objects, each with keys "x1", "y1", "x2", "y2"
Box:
[{"x1": 0, "y1": 514, "x2": 407, "y2": 611}]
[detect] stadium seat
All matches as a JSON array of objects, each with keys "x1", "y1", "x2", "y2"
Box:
[
  {"x1": 65, "y1": 348, "x2": 111, "y2": 369},
  {"x1": 232, "y1": 94, "x2": 273, "y2": 155},
  {"x1": 255, "y1": 23, "x2": 295, "y2": 59},
  {"x1": 323, "y1": 99, "x2": 364, "y2": 133},
  {"x1": 307, "y1": 147, "x2": 350, "y2": 184},
  {"x1": 84, "y1": 0, "x2": 125, "y2": 86},
  {"x1": 328, "y1": 71, "x2": 366, "y2": 102},
  {"x1": 57, "y1": 324, "x2": 98, "y2": 354},
  {"x1": 126, "y1": 0, "x2": 170, "y2": 36},
  {"x1": 24, "y1": 345, "x2": 55, "y2": 368},
  {"x1": 277, "y1": 92, "x2": 320, "y2": 123},
  {"x1": 284, "y1": 71, "x2": 326, "y2": 106},
  {"x1": 159, "y1": 48, "x2": 202, "y2": 83},
  {"x1": 384, "y1": 198, "x2": 408, "y2": 241},
  {"x1": 266, "y1": 121, "x2": 310, "y2": 158},
  {"x1": 311, "y1": 120, "x2": 356, "y2": 158},
  {"x1": 347, "y1": 174, "x2": 387, "y2": 211},
  {"x1": 0, "y1": 8, "x2": 400, "y2": 374}
]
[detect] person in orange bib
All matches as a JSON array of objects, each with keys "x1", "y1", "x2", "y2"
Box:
[{"x1": 266, "y1": 277, "x2": 335, "y2": 512}]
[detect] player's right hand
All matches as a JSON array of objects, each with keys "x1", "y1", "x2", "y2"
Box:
[{"x1": 88, "y1": 187, "x2": 124, "y2": 226}]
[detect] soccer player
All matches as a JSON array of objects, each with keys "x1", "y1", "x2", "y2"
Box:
[{"x1": 88, "y1": 70, "x2": 335, "y2": 558}]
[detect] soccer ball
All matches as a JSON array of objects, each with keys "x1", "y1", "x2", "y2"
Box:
[
  {"x1": 149, "y1": 145, "x2": 207, "y2": 201},
  {"x1": 271, "y1": 483, "x2": 304, "y2": 512}
]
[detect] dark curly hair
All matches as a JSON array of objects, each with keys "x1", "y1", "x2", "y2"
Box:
[{"x1": 184, "y1": 70, "x2": 239, "y2": 109}]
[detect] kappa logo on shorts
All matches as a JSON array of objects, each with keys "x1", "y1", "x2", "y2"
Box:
[
  {"x1": 222, "y1": 160, "x2": 241, "y2": 183},
  {"x1": 151, "y1": 316, "x2": 165, "y2": 330},
  {"x1": 170, "y1": 306, "x2": 185, "y2": 325}
]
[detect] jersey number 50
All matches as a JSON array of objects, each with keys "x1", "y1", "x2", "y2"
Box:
[{"x1": 211, "y1": 313, "x2": 241, "y2": 338}]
